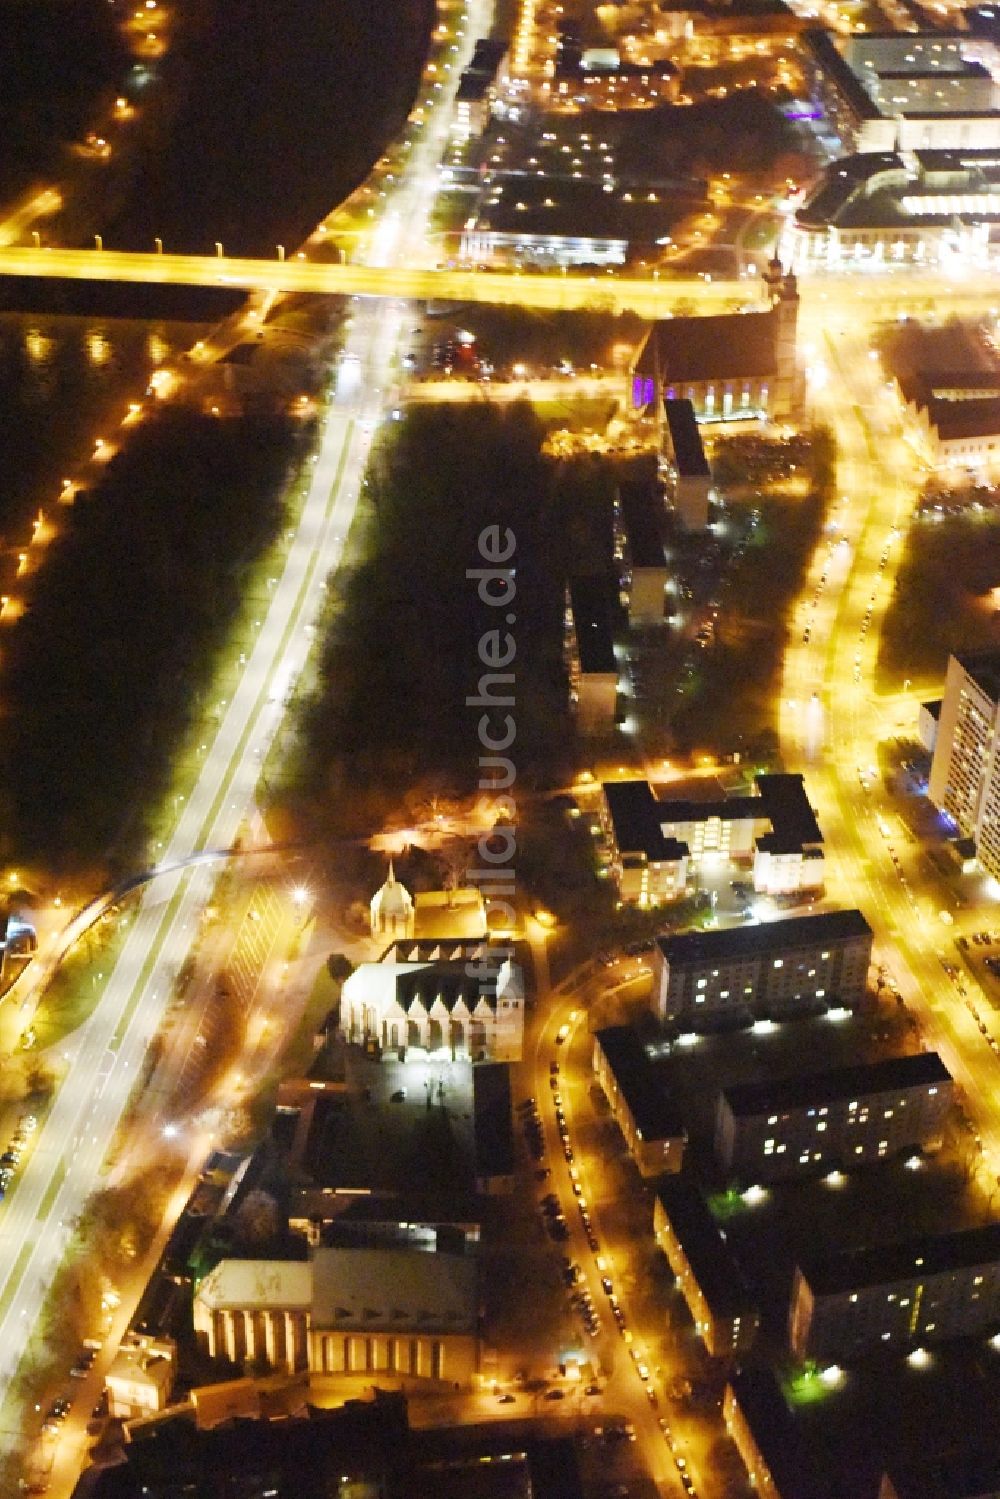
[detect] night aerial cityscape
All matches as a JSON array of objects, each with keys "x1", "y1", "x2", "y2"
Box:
[{"x1": 6, "y1": 0, "x2": 1000, "y2": 1496}]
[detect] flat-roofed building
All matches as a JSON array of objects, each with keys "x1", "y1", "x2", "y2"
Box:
[
  {"x1": 724, "y1": 1368, "x2": 833, "y2": 1499},
  {"x1": 564, "y1": 576, "x2": 619, "y2": 733},
  {"x1": 615, "y1": 480, "x2": 669, "y2": 624},
  {"x1": 789, "y1": 1222, "x2": 1000, "y2": 1362},
  {"x1": 928, "y1": 650, "x2": 1000, "y2": 879},
  {"x1": 803, "y1": 28, "x2": 1000, "y2": 153},
  {"x1": 600, "y1": 780, "x2": 690, "y2": 905},
  {"x1": 652, "y1": 909, "x2": 872, "y2": 1029},
  {"x1": 601, "y1": 772, "x2": 825, "y2": 907},
  {"x1": 654, "y1": 1177, "x2": 758, "y2": 1356},
  {"x1": 715, "y1": 1052, "x2": 953, "y2": 1181},
  {"x1": 551, "y1": 53, "x2": 678, "y2": 110},
  {"x1": 881, "y1": 1453, "x2": 1000, "y2": 1499},
  {"x1": 919, "y1": 697, "x2": 942, "y2": 754},
  {"x1": 194, "y1": 1245, "x2": 480, "y2": 1385},
  {"x1": 592, "y1": 1025, "x2": 686, "y2": 1176},
  {"x1": 662, "y1": 398, "x2": 711, "y2": 530}
]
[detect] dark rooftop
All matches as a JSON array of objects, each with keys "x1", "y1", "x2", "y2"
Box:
[
  {"x1": 798, "y1": 1221, "x2": 1000, "y2": 1296},
  {"x1": 957, "y1": 649, "x2": 1000, "y2": 702},
  {"x1": 720, "y1": 1050, "x2": 952, "y2": 1119},
  {"x1": 594, "y1": 1025, "x2": 686, "y2": 1141},
  {"x1": 637, "y1": 309, "x2": 780, "y2": 385},
  {"x1": 657, "y1": 909, "x2": 873, "y2": 969},
  {"x1": 663, "y1": 397, "x2": 710, "y2": 477},
  {"x1": 757, "y1": 773, "x2": 825, "y2": 847},
  {"x1": 602, "y1": 780, "x2": 690, "y2": 863},
  {"x1": 394, "y1": 961, "x2": 504, "y2": 1013},
  {"x1": 803, "y1": 29, "x2": 882, "y2": 120},
  {"x1": 658, "y1": 795, "x2": 761, "y2": 825},
  {"x1": 567, "y1": 576, "x2": 617, "y2": 675},
  {"x1": 727, "y1": 1367, "x2": 834, "y2": 1499},
  {"x1": 472, "y1": 1062, "x2": 514, "y2": 1180},
  {"x1": 655, "y1": 1175, "x2": 755, "y2": 1317},
  {"x1": 617, "y1": 479, "x2": 667, "y2": 569},
  {"x1": 929, "y1": 395, "x2": 1000, "y2": 442},
  {"x1": 457, "y1": 71, "x2": 491, "y2": 101}
]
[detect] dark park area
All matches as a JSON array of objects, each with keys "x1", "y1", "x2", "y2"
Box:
[{"x1": 0, "y1": 407, "x2": 311, "y2": 874}]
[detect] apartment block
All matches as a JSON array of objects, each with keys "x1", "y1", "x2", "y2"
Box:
[
  {"x1": 592, "y1": 1026, "x2": 686, "y2": 1176},
  {"x1": 723, "y1": 1369, "x2": 831, "y2": 1499},
  {"x1": 563, "y1": 577, "x2": 618, "y2": 734},
  {"x1": 662, "y1": 398, "x2": 711, "y2": 530},
  {"x1": 654, "y1": 1177, "x2": 759, "y2": 1357},
  {"x1": 714, "y1": 1052, "x2": 953, "y2": 1182},
  {"x1": 614, "y1": 480, "x2": 669, "y2": 625},
  {"x1": 600, "y1": 772, "x2": 825, "y2": 908},
  {"x1": 652, "y1": 909, "x2": 873, "y2": 1029},
  {"x1": 789, "y1": 1223, "x2": 1000, "y2": 1362}
]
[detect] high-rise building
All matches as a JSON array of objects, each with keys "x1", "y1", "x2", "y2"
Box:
[{"x1": 927, "y1": 651, "x2": 1000, "y2": 879}]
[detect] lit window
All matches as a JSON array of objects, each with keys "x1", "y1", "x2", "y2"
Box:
[
  {"x1": 850, "y1": 1294, "x2": 858, "y2": 1303},
  {"x1": 773, "y1": 959, "x2": 783, "y2": 969}
]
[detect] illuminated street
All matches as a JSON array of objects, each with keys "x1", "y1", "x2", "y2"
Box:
[
  {"x1": 7, "y1": 0, "x2": 1000, "y2": 1489},
  {"x1": 782, "y1": 305, "x2": 1000, "y2": 1178},
  {"x1": 0, "y1": 0, "x2": 491, "y2": 1463}
]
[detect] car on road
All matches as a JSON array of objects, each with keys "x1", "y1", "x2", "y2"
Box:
[
  {"x1": 600, "y1": 1276, "x2": 613, "y2": 1295},
  {"x1": 71, "y1": 1347, "x2": 97, "y2": 1378},
  {"x1": 544, "y1": 1388, "x2": 565, "y2": 1400},
  {"x1": 497, "y1": 1393, "x2": 515, "y2": 1404},
  {"x1": 556, "y1": 1025, "x2": 570, "y2": 1044}
]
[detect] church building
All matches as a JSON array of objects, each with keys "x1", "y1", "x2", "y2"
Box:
[
  {"x1": 631, "y1": 259, "x2": 802, "y2": 424},
  {"x1": 341, "y1": 939, "x2": 524, "y2": 1062}
]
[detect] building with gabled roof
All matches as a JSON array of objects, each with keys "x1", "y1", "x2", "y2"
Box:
[
  {"x1": 631, "y1": 264, "x2": 801, "y2": 422},
  {"x1": 340, "y1": 940, "x2": 523, "y2": 1062},
  {"x1": 193, "y1": 1245, "x2": 479, "y2": 1385}
]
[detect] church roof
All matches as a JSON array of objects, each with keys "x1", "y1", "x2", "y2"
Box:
[
  {"x1": 311, "y1": 1246, "x2": 477, "y2": 1334},
  {"x1": 636, "y1": 309, "x2": 780, "y2": 384},
  {"x1": 395, "y1": 961, "x2": 501, "y2": 1012},
  {"x1": 195, "y1": 1259, "x2": 312, "y2": 1312}
]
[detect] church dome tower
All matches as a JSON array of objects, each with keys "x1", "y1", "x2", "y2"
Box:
[{"x1": 370, "y1": 861, "x2": 414, "y2": 940}]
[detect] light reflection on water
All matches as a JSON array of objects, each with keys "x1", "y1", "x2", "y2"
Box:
[{"x1": 0, "y1": 313, "x2": 206, "y2": 526}]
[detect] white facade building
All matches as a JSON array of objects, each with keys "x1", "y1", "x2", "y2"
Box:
[
  {"x1": 927, "y1": 651, "x2": 1000, "y2": 879},
  {"x1": 341, "y1": 940, "x2": 524, "y2": 1062}
]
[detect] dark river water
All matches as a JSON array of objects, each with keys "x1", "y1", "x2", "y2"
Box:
[{"x1": 0, "y1": 314, "x2": 206, "y2": 536}]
